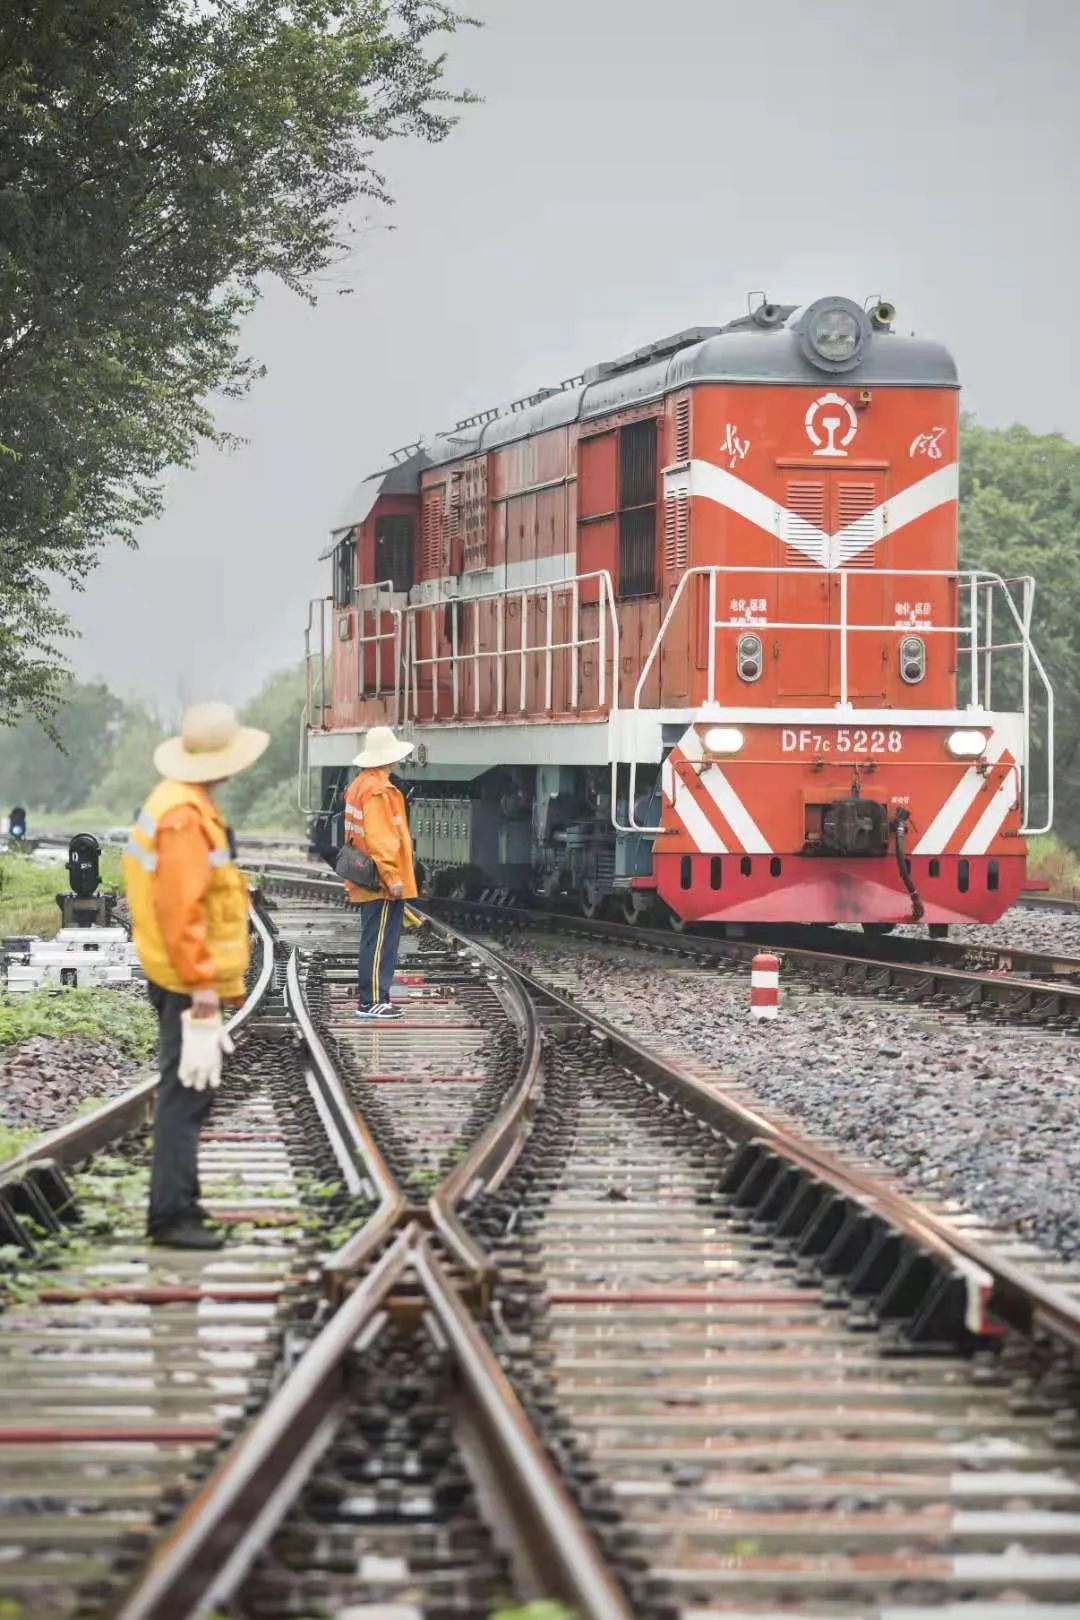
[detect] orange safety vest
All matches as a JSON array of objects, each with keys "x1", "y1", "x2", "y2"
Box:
[
  {"x1": 123, "y1": 779, "x2": 250, "y2": 997},
  {"x1": 342, "y1": 771, "x2": 418, "y2": 903}
]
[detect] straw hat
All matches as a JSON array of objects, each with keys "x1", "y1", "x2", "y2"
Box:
[
  {"x1": 154, "y1": 702, "x2": 270, "y2": 785},
  {"x1": 352, "y1": 725, "x2": 414, "y2": 770}
]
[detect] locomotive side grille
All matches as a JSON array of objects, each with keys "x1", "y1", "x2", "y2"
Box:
[
  {"x1": 782, "y1": 478, "x2": 828, "y2": 566},
  {"x1": 374, "y1": 515, "x2": 414, "y2": 593},
  {"x1": 618, "y1": 418, "x2": 658, "y2": 599},
  {"x1": 663, "y1": 490, "x2": 689, "y2": 574},
  {"x1": 447, "y1": 473, "x2": 462, "y2": 540},
  {"x1": 620, "y1": 419, "x2": 657, "y2": 508},
  {"x1": 421, "y1": 489, "x2": 444, "y2": 576},
  {"x1": 462, "y1": 456, "x2": 489, "y2": 571},
  {"x1": 673, "y1": 394, "x2": 691, "y2": 463},
  {"x1": 620, "y1": 506, "x2": 657, "y2": 598},
  {"x1": 832, "y1": 480, "x2": 881, "y2": 569}
]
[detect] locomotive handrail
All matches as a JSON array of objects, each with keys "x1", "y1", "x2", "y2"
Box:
[
  {"x1": 618, "y1": 563, "x2": 1053, "y2": 838},
  {"x1": 395, "y1": 568, "x2": 621, "y2": 724}
]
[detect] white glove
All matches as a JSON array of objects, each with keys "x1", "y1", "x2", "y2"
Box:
[{"x1": 178, "y1": 1012, "x2": 235, "y2": 1092}]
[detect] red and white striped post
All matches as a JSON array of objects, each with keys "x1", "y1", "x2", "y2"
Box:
[{"x1": 750, "y1": 952, "x2": 780, "y2": 1020}]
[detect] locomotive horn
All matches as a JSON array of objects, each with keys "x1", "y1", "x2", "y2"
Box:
[{"x1": 870, "y1": 301, "x2": 896, "y2": 330}]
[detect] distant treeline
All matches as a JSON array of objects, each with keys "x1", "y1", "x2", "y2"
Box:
[{"x1": 0, "y1": 665, "x2": 306, "y2": 832}]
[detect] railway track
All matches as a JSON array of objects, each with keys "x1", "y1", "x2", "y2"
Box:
[
  {"x1": 413, "y1": 893, "x2": 1080, "y2": 1029},
  {"x1": 5, "y1": 866, "x2": 1080, "y2": 1617}
]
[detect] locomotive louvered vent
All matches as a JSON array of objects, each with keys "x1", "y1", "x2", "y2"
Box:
[
  {"x1": 448, "y1": 473, "x2": 462, "y2": 539},
  {"x1": 782, "y1": 478, "x2": 827, "y2": 567},
  {"x1": 832, "y1": 481, "x2": 881, "y2": 569},
  {"x1": 664, "y1": 490, "x2": 689, "y2": 573},
  {"x1": 673, "y1": 395, "x2": 691, "y2": 463},
  {"x1": 421, "y1": 490, "x2": 444, "y2": 576}
]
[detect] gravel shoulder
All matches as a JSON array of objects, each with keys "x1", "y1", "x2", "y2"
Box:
[
  {"x1": 499, "y1": 932, "x2": 1080, "y2": 1265},
  {"x1": 0, "y1": 982, "x2": 154, "y2": 1153}
]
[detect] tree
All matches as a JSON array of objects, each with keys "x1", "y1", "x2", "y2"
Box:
[
  {"x1": 94, "y1": 703, "x2": 168, "y2": 820},
  {"x1": 0, "y1": 0, "x2": 473, "y2": 724},
  {"x1": 958, "y1": 419, "x2": 1080, "y2": 841},
  {"x1": 218, "y1": 663, "x2": 307, "y2": 831},
  {"x1": 0, "y1": 679, "x2": 124, "y2": 813}
]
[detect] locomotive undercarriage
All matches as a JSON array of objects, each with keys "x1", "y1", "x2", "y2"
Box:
[{"x1": 310, "y1": 761, "x2": 658, "y2": 913}]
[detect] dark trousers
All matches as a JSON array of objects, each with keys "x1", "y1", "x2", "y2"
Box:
[
  {"x1": 357, "y1": 898, "x2": 405, "y2": 1008},
  {"x1": 146, "y1": 985, "x2": 213, "y2": 1235}
]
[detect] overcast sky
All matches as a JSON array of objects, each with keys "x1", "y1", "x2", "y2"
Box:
[{"x1": 65, "y1": 0, "x2": 1080, "y2": 714}]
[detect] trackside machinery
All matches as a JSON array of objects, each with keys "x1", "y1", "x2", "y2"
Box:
[{"x1": 302, "y1": 296, "x2": 1052, "y2": 929}]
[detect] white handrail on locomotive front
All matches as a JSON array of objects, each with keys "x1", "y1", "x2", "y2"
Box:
[
  {"x1": 617, "y1": 563, "x2": 1053, "y2": 838},
  {"x1": 397, "y1": 570, "x2": 621, "y2": 722},
  {"x1": 353, "y1": 579, "x2": 404, "y2": 711}
]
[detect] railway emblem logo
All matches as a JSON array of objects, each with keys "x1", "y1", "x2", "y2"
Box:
[{"x1": 804, "y1": 393, "x2": 858, "y2": 458}]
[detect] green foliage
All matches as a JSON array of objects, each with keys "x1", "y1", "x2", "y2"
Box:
[
  {"x1": 0, "y1": 1122, "x2": 36, "y2": 1164},
  {"x1": 218, "y1": 664, "x2": 308, "y2": 832},
  {"x1": 488, "y1": 1606, "x2": 578, "y2": 1620},
  {"x1": 0, "y1": 0, "x2": 474, "y2": 725},
  {"x1": 0, "y1": 682, "x2": 124, "y2": 810},
  {"x1": 0, "y1": 668, "x2": 306, "y2": 831},
  {"x1": 958, "y1": 419, "x2": 1080, "y2": 840},
  {"x1": 0, "y1": 985, "x2": 156, "y2": 1056},
  {"x1": 1026, "y1": 833, "x2": 1080, "y2": 898},
  {"x1": 0, "y1": 849, "x2": 124, "y2": 939}
]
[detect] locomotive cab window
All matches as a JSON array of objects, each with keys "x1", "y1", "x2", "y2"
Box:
[
  {"x1": 333, "y1": 532, "x2": 356, "y2": 608},
  {"x1": 375, "y1": 515, "x2": 415, "y2": 594},
  {"x1": 618, "y1": 418, "x2": 658, "y2": 599}
]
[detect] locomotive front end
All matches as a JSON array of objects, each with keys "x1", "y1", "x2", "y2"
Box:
[{"x1": 643, "y1": 297, "x2": 1051, "y2": 927}]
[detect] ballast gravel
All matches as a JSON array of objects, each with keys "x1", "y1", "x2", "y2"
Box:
[
  {"x1": 897, "y1": 902, "x2": 1080, "y2": 957},
  {"x1": 1, "y1": 1030, "x2": 144, "y2": 1134},
  {"x1": 498, "y1": 932, "x2": 1080, "y2": 1265}
]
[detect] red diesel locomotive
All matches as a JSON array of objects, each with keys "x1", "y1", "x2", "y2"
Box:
[{"x1": 303, "y1": 295, "x2": 1052, "y2": 929}]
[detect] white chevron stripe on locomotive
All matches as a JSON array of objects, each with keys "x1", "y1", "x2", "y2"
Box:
[
  {"x1": 678, "y1": 726, "x2": 772, "y2": 852},
  {"x1": 662, "y1": 731, "x2": 772, "y2": 856},
  {"x1": 663, "y1": 460, "x2": 959, "y2": 567}
]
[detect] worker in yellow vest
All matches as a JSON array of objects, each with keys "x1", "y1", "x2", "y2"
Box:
[
  {"x1": 124, "y1": 702, "x2": 268, "y2": 1249},
  {"x1": 341, "y1": 726, "x2": 418, "y2": 1020}
]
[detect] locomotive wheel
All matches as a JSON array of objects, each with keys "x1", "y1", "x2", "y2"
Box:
[
  {"x1": 666, "y1": 906, "x2": 688, "y2": 933},
  {"x1": 618, "y1": 892, "x2": 652, "y2": 926},
  {"x1": 579, "y1": 882, "x2": 605, "y2": 920},
  {"x1": 861, "y1": 922, "x2": 896, "y2": 936}
]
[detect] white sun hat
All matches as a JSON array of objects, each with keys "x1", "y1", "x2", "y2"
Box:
[
  {"x1": 352, "y1": 725, "x2": 415, "y2": 769},
  {"x1": 154, "y1": 701, "x2": 270, "y2": 785}
]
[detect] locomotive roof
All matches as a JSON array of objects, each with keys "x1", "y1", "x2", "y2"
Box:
[{"x1": 331, "y1": 301, "x2": 957, "y2": 533}]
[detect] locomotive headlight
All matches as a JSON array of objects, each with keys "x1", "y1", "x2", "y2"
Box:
[
  {"x1": 946, "y1": 730, "x2": 988, "y2": 759},
  {"x1": 810, "y1": 307, "x2": 860, "y2": 361},
  {"x1": 799, "y1": 297, "x2": 869, "y2": 372},
  {"x1": 703, "y1": 726, "x2": 745, "y2": 755}
]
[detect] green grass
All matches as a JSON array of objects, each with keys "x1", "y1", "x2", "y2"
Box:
[
  {"x1": 0, "y1": 985, "x2": 155, "y2": 1057},
  {"x1": 488, "y1": 1606, "x2": 578, "y2": 1620},
  {"x1": 0, "y1": 1122, "x2": 36, "y2": 1164},
  {"x1": 0, "y1": 850, "x2": 124, "y2": 940},
  {"x1": 1027, "y1": 834, "x2": 1080, "y2": 898}
]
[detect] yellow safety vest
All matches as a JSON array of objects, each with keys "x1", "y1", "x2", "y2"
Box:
[{"x1": 124, "y1": 779, "x2": 250, "y2": 997}]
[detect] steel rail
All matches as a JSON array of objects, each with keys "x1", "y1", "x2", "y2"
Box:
[
  {"x1": 415, "y1": 1236, "x2": 634, "y2": 1620},
  {"x1": 256, "y1": 866, "x2": 547, "y2": 1290},
  {"x1": 111, "y1": 1227, "x2": 418, "y2": 1620},
  {"x1": 423, "y1": 895, "x2": 1080, "y2": 1022},
  {"x1": 0, "y1": 899, "x2": 277, "y2": 1181},
  {"x1": 422, "y1": 914, "x2": 544, "y2": 1290},
  {"x1": 491, "y1": 945, "x2": 1080, "y2": 1353},
  {"x1": 284, "y1": 946, "x2": 407, "y2": 1293}
]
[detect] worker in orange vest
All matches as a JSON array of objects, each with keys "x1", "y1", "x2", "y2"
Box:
[
  {"x1": 124, "y1": 703, "x2": 268, "y2": 1248},
  {"x1": 342, "y1": 726, "x2": 418, "y2": 1021}
]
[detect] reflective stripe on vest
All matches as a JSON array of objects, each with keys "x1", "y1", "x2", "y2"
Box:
[{"x1": 124, "y1": 779, "x2": 250, "y2": 996}]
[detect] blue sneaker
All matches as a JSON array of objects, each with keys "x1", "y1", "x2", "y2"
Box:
[{"x1": 354, "y1": 1002, "x2": 404, "y2": 1022}]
